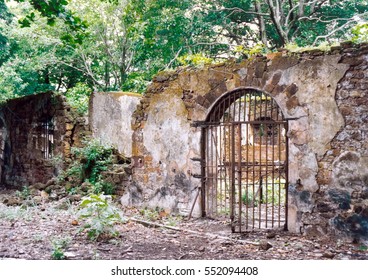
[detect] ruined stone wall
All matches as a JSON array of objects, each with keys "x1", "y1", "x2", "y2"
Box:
[
  {"x1": 122, "y1": 42, "x2": 368, "y2": 242},
  {"x1": 0, "y1": 92, "x2": 89, "y2": 188},
  {"x1": 89, "y1": 91, "x2": 141, "y2": 157}
]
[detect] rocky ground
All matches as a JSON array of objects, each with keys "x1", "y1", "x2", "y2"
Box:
[{"x1": 0, "y1": 188, "x2": 367, "y2": 260}]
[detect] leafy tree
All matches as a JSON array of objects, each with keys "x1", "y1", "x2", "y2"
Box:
[
  {"x1": 1, "y1": 0, "x2": 367, "y2": 103},
  {"x1": 201, "y1": 0, "x2": 368, "y2": 48},
  {"x1": 0, "y1": 0, "x2": 13, "y2": 66},
  {"x1": 0, "y1": 2, "x2": 87, "y2": 100},
  {"x1": 14, "y1": 0, "x2": 86, "y2": 32}
]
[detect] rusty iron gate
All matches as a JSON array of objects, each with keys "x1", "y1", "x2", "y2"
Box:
[{"x1": 198, "y1": 89, "x2": 288, "y2": 232}]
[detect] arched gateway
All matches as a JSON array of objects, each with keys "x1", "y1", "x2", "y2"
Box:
[{"x1": 199, "y1": 88, "x2": 289, "y2": 232}]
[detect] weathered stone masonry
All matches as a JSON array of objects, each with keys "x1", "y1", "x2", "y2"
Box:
[
  {"x1": 118, "y1": 42, "x2": 368, "y2": 242},
  {"x1": 0, "y1": 92, "x2": 89, "y2": 188}
]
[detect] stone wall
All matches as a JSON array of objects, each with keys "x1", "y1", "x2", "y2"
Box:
[
  {"x1": 89, "y1": 91, "x2": 141, "y2": 157},
  {"x1": 0, "y1": 92, "x2": 89, "y2": 188},
  {"x1": 118, "y1": 42, "x2": 368, "y2": 242}
]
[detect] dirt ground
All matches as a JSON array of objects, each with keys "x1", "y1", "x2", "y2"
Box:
[{"x1": 0, "y1": 189, "x2": 367, "y2": 260}]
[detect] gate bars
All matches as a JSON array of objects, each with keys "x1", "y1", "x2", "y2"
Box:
[{"x1": 198, "y1": 89, "x2": 288, "y2": 232}]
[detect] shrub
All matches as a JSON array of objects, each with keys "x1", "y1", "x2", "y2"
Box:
[
  {"x1": 78, "y1": 194, "x2": 125, "y2": 241},
  {"x1": 60, "y1": 140, "x2": 116, "y2": 194}
]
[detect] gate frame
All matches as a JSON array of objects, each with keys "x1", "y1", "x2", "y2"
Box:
[{"x1": 198, "y1": 87, "x2": 290, "y2": 231}]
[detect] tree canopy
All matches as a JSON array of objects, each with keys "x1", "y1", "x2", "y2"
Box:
[{"x1": 0, "y1": 0, "x2": 367, "y2": 103}]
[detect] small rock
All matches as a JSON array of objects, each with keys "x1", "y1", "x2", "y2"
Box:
[
  {"x1": 259, "y1": 240, "x2": 273, "y2": 251},
  {"x1": 40, "y1": 191, "x2": 49, "y2": 201},
  {"x1": 33, "y1": 196, "x2": 42, "y2": 205},
  {"x1": 30, "y1": 183, "x2": 46, "y2": 191},
  {"x1": 64, "y1": 252, "x2": 77, "y2": 259},
  {"x1": 45, "y1": 178, "x2": 56, "y2": 187},
  {"x1": 323, "y1": 251, "x2": 336, "y2": 259},
  {"x1": 49, "y1": 192, "x2": 58, "y2": 200},
  {"x1": 69, "y1": 194, "x2": 82, "y2": 202},
  {"x1": 55, "y1": 199, "x2": 70, "y2": 210},
  {"x1": 2, "y1": 197, "x2": 22, "y2": 206},
  {"x1": 266, "y1": 232, "x2": 277, "y2": 239},
  {"x1": 81, "y1": 182, "x2": 93, "y2": 192},
  {"x1": 71, "y1": 220, "x2": 79, "y2": 226},
  {"x1": 198, "y1": 246, "x2": 206, "y2": 252}
]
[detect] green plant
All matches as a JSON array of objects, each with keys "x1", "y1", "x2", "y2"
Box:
[
  {"x1": 91, "y1": 179, "x2": 116, "y2": 195},
  {"x1": 60, "y1": 140, "x2": 116, "y2": 194},
  {"x1": 15, "y1": 186, "x2": 30, "y2": 199},
  {"x1": 351, "y1": 23, "x2": 368, "y2": 43},
  {"x1": 177, "y1": 53, "x2": 214, "y2": 67},
  {"x1": 72, "y1": 139, "x2": 114, "y2": 184},
  {"x1": 233, "y1": 43, "x2": 266, "y2": 58},
  {"x1": 359, "y1": 245, "x2": 368, "y2": 251},
  {"x1": 51, "y1": 237, "x2": 71, "y2": 260},
  {"x1": 78, "y1": 194, "x2": 125, "y2": 241}
]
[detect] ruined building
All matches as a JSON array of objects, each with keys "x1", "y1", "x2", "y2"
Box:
[{"x1": 1, "y1": 42, "x2": 368, "y2": 243}]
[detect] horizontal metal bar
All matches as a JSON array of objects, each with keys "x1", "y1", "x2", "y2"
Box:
[
  {"x1": 218, "y1": 161, "x2": 285, "y2": 167},
  {"x1": 191, "y1": 121, "x2": 220, "y2": 128}
]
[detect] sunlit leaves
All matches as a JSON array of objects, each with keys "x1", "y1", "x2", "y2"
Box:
[{"x1": 351, "y1": 22, "x2": 368, "y2": 43}]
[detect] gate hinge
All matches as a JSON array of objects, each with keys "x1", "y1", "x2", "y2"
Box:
[
  {"x1": 190, "y1": 157, "x2": 204, "y2": 164},
  {"x1": 191, "y1": 121, "x2": 208, "y2": 128}
]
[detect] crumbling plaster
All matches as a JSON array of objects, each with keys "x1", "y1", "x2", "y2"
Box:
[{"x1": 90, "y1": 91, "x2": 141, "y2": 157}]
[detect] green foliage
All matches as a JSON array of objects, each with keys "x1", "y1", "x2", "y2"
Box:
[
  {"x1": 16, "y1": 186, "x2": 31, "y2": 200},
  {"x1": 177, "y1": 53, "x2": 214, "y2": 67},
  {"x1": 72, "y1": 140, "x2": 114, "y2": 184},
  {"x1": 78, "y1": 194, "x2": 124, "y2": 241},
  {"x1": 15, "y1": 0, "x2": 87, "y2": 39},
  {"x1": 51, "y1": 237, "x2": 71, "y2": 260},
  {"x1": 61, "y1": 140, "x2": 115, "y2": 195},
  {"x1": 65, "y1": 82, "x2": 92, "y2": 115},
  {"x1": 233, "y1": 43, "x2": 266, "y2": 58},
  {"x1": 91, "y1": 179, "x2": 115, "y2": 196},
  {"x1": 1, "y1": 0, "x2": 367, "y2": 101},
  {"x1": 351, "y1": 23, "x2": 368, "y2": 43},
  {"x1": 138, "y1": 207, "x2": 182, "y2": 226}
]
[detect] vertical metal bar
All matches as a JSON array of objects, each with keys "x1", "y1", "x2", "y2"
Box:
[
  {"x1": 210, "y1": 125, "x2": 215, "y2": 215},
  {"x1": 258, "y1": 94, "x2": 262, "y2": 229},
  {"x1": 271, "y1": 101, "x2": 275, "y2": 228},
  {"x1": 284, "y1": 121, "x2": 289, "y2": 231},
  {"x1": 252, "y1": 93, "x2": 256, "y2": 229},
  {"x1": 219, "y1": 124, "x2": 223, "y2": 214},
  {"x1": 245, "y1": 108, "x2": 249, "y2": 229},
  {"x1": 230, "y1": 127, "x2": 236, "y2": 231},
  {"x1": 237, "y1": 123, "x2": 242, "y2": 232},
  {"x1": 45, "y1": 121, "x2": 48, "y2": 159},
  {"x1": 231, "y1": 93, "x2": 236, "y2": 231},
  {"x1": 265, "y1": 98, "x2": 269, "y2": 228},
  {"x1": 201, "y1": 127, "x2": 206, "y2": 217},
  {"x1": 225, "y1": 97, "x2": 230, "y2": 215},
  {"x1": 278, "y1": 114, "x2": 282, "y2": 228}
]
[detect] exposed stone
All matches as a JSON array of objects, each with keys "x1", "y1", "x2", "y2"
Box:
[
  {"x1": 259, "y1": 240, "x2": 273, "y2": 251},
  {"x1": 30, "y1": 183, "x2": 46, "y2": 191}
]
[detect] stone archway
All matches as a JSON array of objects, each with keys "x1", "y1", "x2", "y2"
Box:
[{"x1": 200, "y1": 88, "x2": 288, "y2": 232}]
